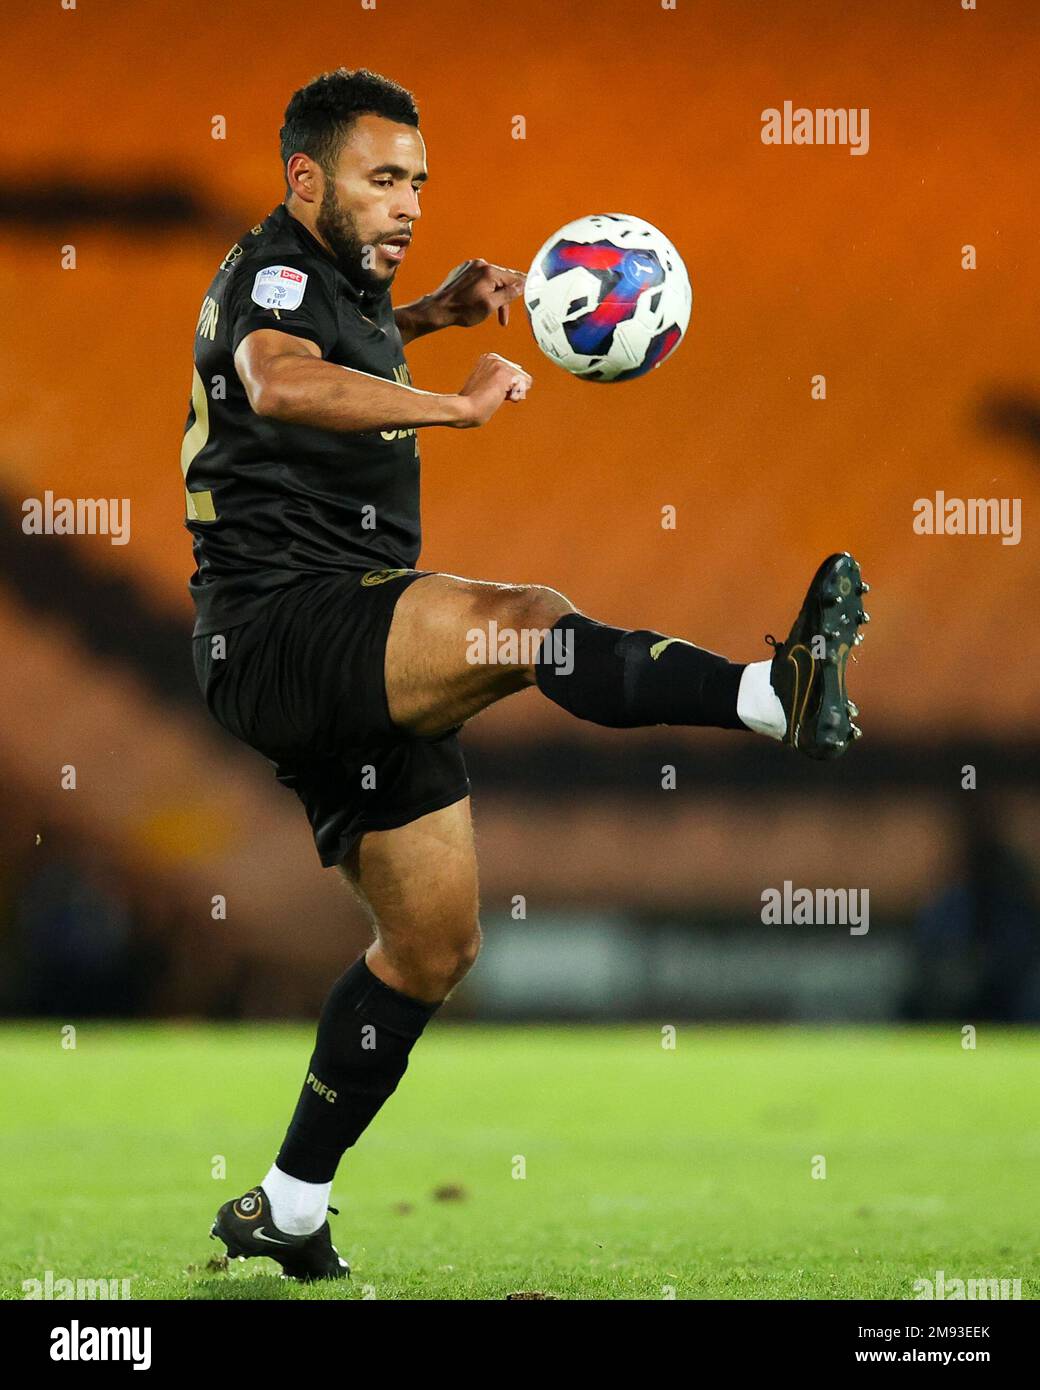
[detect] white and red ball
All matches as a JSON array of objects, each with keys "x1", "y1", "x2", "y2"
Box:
[{"x1": 524, "y1": 213, "x2": 692, "y2": 382}]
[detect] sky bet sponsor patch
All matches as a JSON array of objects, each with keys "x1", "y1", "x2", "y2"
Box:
[{"x1": 250, "y1": 265, "x2": 308, "y2": 311}]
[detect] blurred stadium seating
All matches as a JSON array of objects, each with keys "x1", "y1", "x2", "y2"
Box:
[{"x1": 3, "y1": 0, "x2": 1038, "y2": 1020}]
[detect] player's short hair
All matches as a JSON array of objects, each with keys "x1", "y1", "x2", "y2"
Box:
[{"x1": 280, "y1": 68, "x2": 420, "y2": 185}]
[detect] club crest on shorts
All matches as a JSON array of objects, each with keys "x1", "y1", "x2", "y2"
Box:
[{"x1": 360, "y1": 568, "x2": 412, "y2": 587}]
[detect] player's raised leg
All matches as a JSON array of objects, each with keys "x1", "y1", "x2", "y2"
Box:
[{"x1": 383, "y1": 553, "x2": 869, "y2": 758}]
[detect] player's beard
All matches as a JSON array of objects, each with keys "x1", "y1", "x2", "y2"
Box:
[{"x1": 316, "y1": 184, "x2": 394, "y2": 296}]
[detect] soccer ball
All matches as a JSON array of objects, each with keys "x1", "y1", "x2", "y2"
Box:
[{"x1": 523, "y1": 214, "x2": 692, "y2": 382}]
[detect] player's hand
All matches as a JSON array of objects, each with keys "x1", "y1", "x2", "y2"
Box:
[
  {"x1": 453, "y1": 352, "x2": 533, "y2": 427},
  {"x1": 428, "y1": 259, "x2": 526, "y2": 328}
]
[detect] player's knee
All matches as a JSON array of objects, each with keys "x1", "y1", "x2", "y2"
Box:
[
  {"x1": 490, "y1": 584, "x2": 575, "y2": 680},
  {"x1": 518, "y1": 583, "x2": 574, "y2": 629},
  {"x1": 450, "y1": 922, "x2": 483, "y2": 982},
  {"x1": 436, "y1": 921, "x2": 482, "y2": 991},
  {"x1": 385, "y1": 920, "x2": 482, "y2": 999}
]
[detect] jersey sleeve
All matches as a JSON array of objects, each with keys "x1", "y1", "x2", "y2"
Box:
[{"x1": 226, "y1": 258, "x2": 339, "y2": 356}]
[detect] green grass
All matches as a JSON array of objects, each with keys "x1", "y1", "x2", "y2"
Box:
[{"x1": 1, "y1": 1023, "x2": 1036, "y2": 1300}]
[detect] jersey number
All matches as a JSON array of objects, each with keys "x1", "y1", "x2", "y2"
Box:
[{"x1": 181, "y1": 367, "x2": 217, "y2": 522}]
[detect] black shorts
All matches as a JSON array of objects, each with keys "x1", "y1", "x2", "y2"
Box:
[{"x1": 191, "y1": 568, "x2": 470, "y2": 868}]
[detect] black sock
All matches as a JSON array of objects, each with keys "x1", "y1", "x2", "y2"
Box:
[
  {"x1": 276, "y1": 955, "x2": 440, "y2": 1183},
  {"x1": 535, "y1": 612, "x2": 746, "y2": 730}
]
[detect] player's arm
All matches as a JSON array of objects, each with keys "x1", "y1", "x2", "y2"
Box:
[
  {"x1": 393, "y1": 259, "x2": 526, "y2": 346},
  {"x1": 234, "y1": 329, "x2": 531, "y2": 431}
]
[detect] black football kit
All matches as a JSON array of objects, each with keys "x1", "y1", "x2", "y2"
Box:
[{"x1": 184, "y1": 204, "x2": 468, "y2": 865}]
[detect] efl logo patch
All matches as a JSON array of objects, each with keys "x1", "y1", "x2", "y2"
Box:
[{"x1": 251, "y1": 264, "x2": 308, "y2": 311}]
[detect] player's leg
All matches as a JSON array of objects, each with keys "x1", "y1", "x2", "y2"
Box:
[
  {"x1": 212, "y1": 798, "x2": 477, "y2": 1277},
  {"x1": 383, "y1": 572, "x2": 575, "y2": 735},
  {"x1": 384, "y1": 553, "x2": 869, "y2": 758},
  {"x1": 387, "y1": 570, "x2": 750, "y2": 735},
  {"x1": 340, "y1": 795, "x2": 481, "y2": 1003},
  {"x1": 259, "y1": 800, "x2": 478, "y2": 1225}
]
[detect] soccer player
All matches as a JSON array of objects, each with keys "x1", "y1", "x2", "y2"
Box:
[{"x1": 185, "y1": 68, "x2": 869, "y2": 1280}]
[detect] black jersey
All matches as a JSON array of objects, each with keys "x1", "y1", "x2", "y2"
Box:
[{"x1": 181, "y1": 204, "x2": 421, "y2": 635}]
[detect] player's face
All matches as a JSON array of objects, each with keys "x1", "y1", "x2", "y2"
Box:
[{"x1": 317, "y1": 114, "x2": 427, "y2": 294}]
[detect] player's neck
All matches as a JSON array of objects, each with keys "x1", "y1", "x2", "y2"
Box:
[{"x1": 283, "y1": 197, "x2": 334, "y2": 259}]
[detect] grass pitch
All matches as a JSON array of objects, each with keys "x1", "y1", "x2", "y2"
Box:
[{"x1": 1, "y1": 1023, "x2": 1036, "y2": 1300}]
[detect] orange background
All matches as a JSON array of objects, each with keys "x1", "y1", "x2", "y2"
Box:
[
  {"x1": 5, "y1": 0, "x2": 1038, "y2": 736},
  {"x1": 1, "y1": 1, "x2": 1038, "y2": 994}
]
